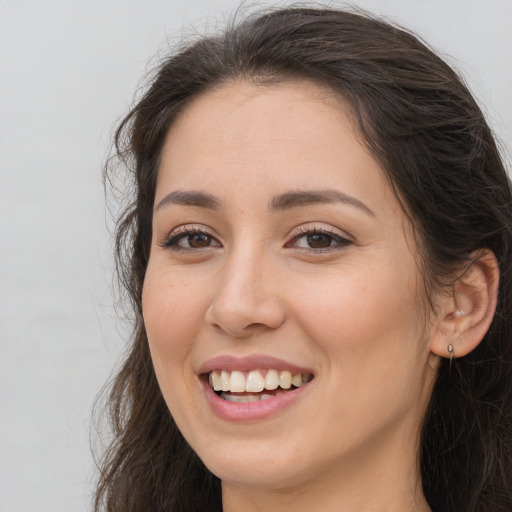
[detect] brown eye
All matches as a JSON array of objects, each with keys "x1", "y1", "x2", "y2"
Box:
[
  {"x1": 187, "y1": 233, "x2": 212, "y2": 248},
  {"x1": 162, "y1": 228, "x2": 221, "y2": 251},
  {"x1": 288, "y1": 228, "x2": 352, "y2": 251},
  {"x1": 306, "y1": 233, "x2": 332, "y2": 249}
]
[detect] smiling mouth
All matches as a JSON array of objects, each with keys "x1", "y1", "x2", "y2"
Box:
[{"x1": 207, "y1": 369, "x2": 314, "y2": 403}]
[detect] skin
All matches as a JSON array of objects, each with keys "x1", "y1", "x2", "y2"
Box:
[{"x1": 142, "y1": 80, "x2": 440, "y2": 511}]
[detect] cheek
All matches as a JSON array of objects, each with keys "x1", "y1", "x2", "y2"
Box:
[
  {"x1": 141, "y1": 264, "x2": 214, "y2": 438},
  {"x1": 142, "y1": 265, "x2": 207, "y2": 381},
  {"x1": 290, "y1": 256, "x2": 426, "y2": 399},
  {"x1": 295, "y1": 262, "x2": 420, "y2": 341},
  {"x1": 288, "y1": 273, "x2": 429, "y2": 454}
]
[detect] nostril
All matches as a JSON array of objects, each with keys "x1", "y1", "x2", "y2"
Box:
[{"x1": 204, "y1": 272, "x2": 286, "y2": 336}]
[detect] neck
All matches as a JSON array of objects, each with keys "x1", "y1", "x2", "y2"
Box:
[{"x1": 222, "y1": 470, "x2": 431, "y2": 512}]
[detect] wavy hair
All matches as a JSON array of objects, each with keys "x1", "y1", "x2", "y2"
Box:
[{"x1": 94, "y1": 6, "x2": 512, "y2": 511}]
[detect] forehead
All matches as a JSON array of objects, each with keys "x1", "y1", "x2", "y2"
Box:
[
  {"x1": 157, "y1": 80, "x2": 386, "y2": 198},
  {"x1": 168, "y1": 79, "x2": 352, "y2": 143}
]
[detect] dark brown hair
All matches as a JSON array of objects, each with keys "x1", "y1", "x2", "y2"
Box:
[{"x1": 95, "y1": 6, "x2": 512, "y2": 511}]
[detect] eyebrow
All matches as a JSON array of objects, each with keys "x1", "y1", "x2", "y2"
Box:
[
  {"x1": 155, "y1": 188, "x2": 374, "y2": 216},
  {"x1": 155, "y1": 191, "x2": 221, "y2": 211},
  {"x1": 269, "y1": 189, "x2": 375, "y2": 216}
]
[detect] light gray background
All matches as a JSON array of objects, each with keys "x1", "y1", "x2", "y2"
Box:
[{"x1": 1, "y1": 1, "x2": 510, "y2": 511}]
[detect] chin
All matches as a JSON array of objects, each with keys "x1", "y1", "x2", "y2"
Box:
[
  {"x1": 190, "y1": 434, "x2": 317, "y2": 490},
  {"x1": 207, "y1": 458, "x2": 305, "y2": 490}
]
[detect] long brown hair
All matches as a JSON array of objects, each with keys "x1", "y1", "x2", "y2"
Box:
[{"x1": 94, "y1": 6, "x2": 512, "y2": 511}]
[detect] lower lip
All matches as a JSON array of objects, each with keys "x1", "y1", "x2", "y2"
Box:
[{"x1": 201, "y1": 378, "x2": 311, "y2": 422}]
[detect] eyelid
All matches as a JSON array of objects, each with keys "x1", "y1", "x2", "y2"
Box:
[
  {"x1": 285, "y1": 223, "x2": 353, "y2": 251},
  {"x1": 159, "y1": 224, "x2": 222, "y2": 249},
  {"x1": 169, "y1": 223, "x2": 217, "y2": 237},
  {"x1": 288, "y1": 223, "x2": 353, "y2": 242}
]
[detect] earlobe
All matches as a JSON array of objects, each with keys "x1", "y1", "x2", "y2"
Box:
[{"x1": 430, "y1": 249, "x2": 499, "y2": 359}]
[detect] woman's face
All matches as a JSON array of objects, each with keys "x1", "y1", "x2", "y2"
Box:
[{"x1": 143, "y1": 81, "x2": 439, "y2": 491}]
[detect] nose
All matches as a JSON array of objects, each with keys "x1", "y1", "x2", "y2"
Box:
[{"x1": 205, "y1": 248, "x2": 286, "y2": 338}]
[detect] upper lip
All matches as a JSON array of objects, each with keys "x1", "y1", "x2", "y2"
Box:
[{"x1": 197, "y1": 354, "x2": 314, "y2": 375}]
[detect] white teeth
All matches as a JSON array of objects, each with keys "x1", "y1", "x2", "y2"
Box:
[
  {"x1": 211, "y1": 370, "x2": 221, "y2": 391},
  {"x1": 222, "y1": 393, "x2": 260, "y2": 403},
  {"x1": 229, "y1": 371, "x2": 246, "y2": 392},
  {"x1": 291, "y1": 372, "x2": 302, "y2": 387},
  {"x1": 208, "y1": 369, "x2": 313, "y2": 393},
  {"x1": 246, "y1": 370, "x2": 265, "y2": 392},
  {"x1": 220, "y1": 370, "x2": 230, "y2": 392},
  {"x1": 279, "y1": 370, "x2": 292, "y2": 389},
  {"x1": 264, "y1": 369, "x2": 279, "y2": 390}
]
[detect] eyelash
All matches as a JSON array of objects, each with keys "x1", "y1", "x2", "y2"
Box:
[
  {"x1": 160, "y1": 225, "x2": 352, "y2": 253},
  {"x1": 159, "y1": 226, "x2": 220, "y2": 253},
  {"x1": 286, "y1": 226, "x2": 352, "y2": 252}
]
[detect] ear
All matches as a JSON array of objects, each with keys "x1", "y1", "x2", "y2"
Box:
[{"x1": 430, "y1": 249, "x2": 499, "y2": 359}]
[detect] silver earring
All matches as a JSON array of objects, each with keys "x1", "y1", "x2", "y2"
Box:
[{"x1": 448, "y1": 344, "x2": 455, "y2": 368}]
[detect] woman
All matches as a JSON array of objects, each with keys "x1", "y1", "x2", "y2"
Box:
[{"x1": 95, "y1": 6, "x2": 512, "y2": 512}]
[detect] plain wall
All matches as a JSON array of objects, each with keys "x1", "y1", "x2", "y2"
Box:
[{"x1": 0, "y1": 1, "x2": 510, "y2": 510}]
